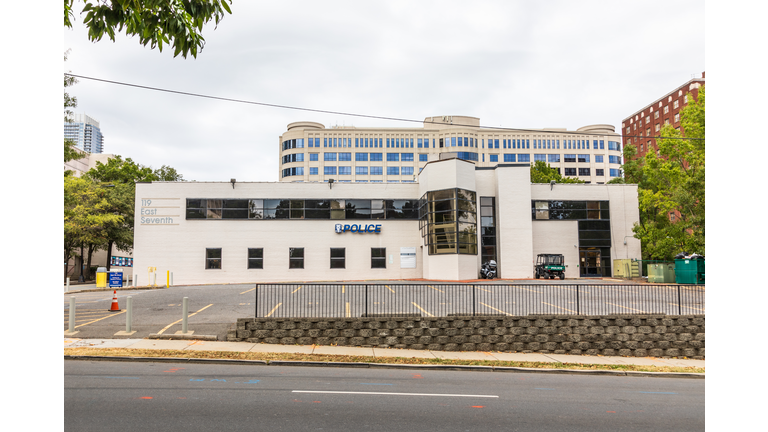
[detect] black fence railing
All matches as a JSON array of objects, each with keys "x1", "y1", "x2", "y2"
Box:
[{"x1": 254, "y1": 284, "x2": 705, "y2": 318}]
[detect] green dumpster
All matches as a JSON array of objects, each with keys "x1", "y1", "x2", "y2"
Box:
[
  {"x1": 648, "y1": 263, "x2": 676, "y2": 283},
  {"x1": 675, "y1": 259, "x2": 705, "y2": 284}
]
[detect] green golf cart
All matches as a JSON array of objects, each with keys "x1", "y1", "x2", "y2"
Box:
[{"x1": 534, "y1": 254, "x2": 565, "y2": 280}]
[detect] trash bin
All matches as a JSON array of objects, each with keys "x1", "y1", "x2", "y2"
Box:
[
  {"x1": 675, "y1": 259, "x2": 705, "y2": 284},
  {"x1": 648, "y1": 263, "x2": 676, "y2": 283},
  {"x1": 96, "y1": 267, "x2": 108, "y2": 288},
  {"x1": 108, "y1": 269, "x2": 124, "y2": 288}
]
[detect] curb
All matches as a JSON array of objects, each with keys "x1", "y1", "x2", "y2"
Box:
[
  {"x1": 147, "y1": 334, "x2": 219, "y2": 341},
  {"x1": 63, "y1": 355, "x2": 704, "y2": 379}
]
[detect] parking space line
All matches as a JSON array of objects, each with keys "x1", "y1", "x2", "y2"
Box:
[
  {"x1": 476, "y1": 287, "x2": 492, "y2": 293},
  {"x1": 478, "y1": 302, "x2": 511, "y2": 316},
  {"x1": 239, "y1": 287, "x2": 256, "y2": 294},
  {"x1": 670, "y1": 303, "x2": 705, "y2": 312},
  {"x1": 411, "y1": 302, "x2": 434, "y2": 317},
  {"x1": 541, "y1": 302, "x2": 577, "y2": 314},
  {"x1": 291, "y1": 286, "x2": 303, "y2": 294},
  {"x1": 265, "y1": 303, "x2": 283, "y2": 317},
  {"x1": 427, "y1": 285, "x2": 444, "y2": 293},
  {"x1": 156, "y1": 304, "x2": 213, "y2": 335},
  {"x1": 516, "y1": 286, "x2": 542, "y2": 294},
  {"x1": 605, "y1": 302, "x2": 645, "y2": 313},
  {"x1": 346, "y1": 302, "x2": 351, "y2": 317},
  {"x1": 72, "y1": 310, "x2": 127, "y2": 329},
  {"x1": 385, "y1": 285, "x2": 396, "y2": 293}
]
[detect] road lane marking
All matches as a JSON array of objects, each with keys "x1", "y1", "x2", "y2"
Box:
[
  {"x1": 265, "y1": 303, "x2": 283, "y2": 317},
  {"x1": 411, "y1": 302, "x2": 434, "y2": 317},
  {"x1": 605, "y1": 302, "x2": 645, "y2": 313},
  {"x1": 156, "y1": 304, "x2": 213, "y2": 335},
  {"x1": 291, "y1": 286, "x2": 303, "y2": 294},
  {"x1": 385, "y1": 285, "x2": 396, "y2": 293},
  {"x1": 479, "y1": 302, "x2": 511, "y2": 316},
  {"x1": 239, "y1": 287, "x2": 256, "y2": 294},
  {"x1": 292, "y1": 391, "x2": 498, "y2": 398},
  {"x1": 541, "y1": 302, "x2": 577, "y2": 314}
]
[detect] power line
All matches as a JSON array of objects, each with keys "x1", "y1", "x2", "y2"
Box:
[{"x1": 65, "y1": 73, "x2": 703, "y2": 142}]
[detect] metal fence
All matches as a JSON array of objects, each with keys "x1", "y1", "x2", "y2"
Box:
[{"x1": 254, "y1": 283, "x2": 705, "y2": 318}]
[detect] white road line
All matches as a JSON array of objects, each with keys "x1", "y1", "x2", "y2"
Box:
[{"x1": 292, "y1": 390, "x2": 498, "y2": 398}]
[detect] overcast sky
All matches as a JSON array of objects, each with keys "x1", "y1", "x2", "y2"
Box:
[{"x1": 61, "y1": 0, "x2": 706, "y2": 182}]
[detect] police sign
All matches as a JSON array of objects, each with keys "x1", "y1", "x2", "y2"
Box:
[{"x1": 335, "y1": 223, "x2": 381, "y2": 234}]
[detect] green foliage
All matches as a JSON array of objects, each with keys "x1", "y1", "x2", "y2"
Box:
[
  {"x1": 530, "y1": 160, "x2": 585, "y2": 184},
  {"x1": 64, "y1": 176, "x2": 124, "y2": 263},
  {"x1": 631, "y1": 88, "x2": 705, "y2": 259},
  {"x1": 65, "y1": 0, "x2": 233, "y2": 58},
  {"x1": 154, "y1": 164, "x2": 185, "y2": 181},
  {"x1": 64, "y1": 51, "x2": 81, "y2": 163}
]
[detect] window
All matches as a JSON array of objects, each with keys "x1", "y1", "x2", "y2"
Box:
[
  {"x1": 324, "y1": 166, "x2": 337, "y2": 175},
  {"x1": 289, "y1": 248, "x2": 304, "y2": 269},
  {"x1": 309, "y1": 153, "x2": 318, "y2": 161},
  {"x1": 489, "y1": 154, "x2": 498, "y2": 162},
  {"x1": 674, "y1": 113, "x2": 680, "y2": 123},
  {"x1": 370, "y1": 153, "x2": 383, "y2": 161},
  {"x1": 324, "y1": 153, "x2": 337, "y2": 161},
  {"x1": 387, "y1": 153, "x2": 399, "y2": 162},
  {"x1": 401, "y1": 153, "x2": 414, "y2": 162},
  {"x1": 339, "y1": 166, "x2": 351, "y2": 175},
  {"x1": 387, "y1": 166, "x2": 400, "y2": 175},
  {"x1": 654, "y1": 111, "x2": 659, "y2": 119},
  {"x1": 664, "y1": 106, "x2": 669, "y2": 114},
  {"x1": 356, "y1": 166, "x2": 368, "y2": 175},
  {"x1": 356, "y1": 153, "x2": 368, "y2": 161},
  {"x1": 609, "y1": 155, "x2": 622, "y2": 164},
  {"x1": 578, "y1": 154, "x2": 590, "y2": 163},
  {"x1": 564, "y1": 168, "x2": 577, "y2": 176},
  {"x1": 564, "y1": 154, "x2": 576, "y2": 163},
  {"x1": 517, "y1": 154, "x2": 530, "y2": 162},
  {"x1": 534, "y1": 201, "x2": 549, "y2": 219},
  {"x1": 419, "y1": 154, "x2": 428, "y2": 162},
  {"x1": 534, "y1": 154, "x2": 546, "y2": 162},
  {"x1": 504, "y1": 154, "x2": 516, "y2": 162},
  {"x1": 655, "y1": 124, "x2": 660, "y2": 132},
  {"x1": 674, "y1": 100, "x2": 680, "y2": 109},
  {"x1": 309, "y1": 167, "x2": 318, "y2": 175},
  {"x1": 420, "y1": 188, "x2": 477, "y2": 255},
  {"x1": 370, "y1": 166, "x2": 383, "y2": 175},
  {"x1": 248, "y1": 248, "x2": 263, "y2": 269},
  {"x1": 330, "y1": 248, "x2": 345, "y2": 269},
  {"x1": 402, "y1": 166, "x2": 414, "y2": 175},
  {"x1": 596, "y1": 169, "x2": 604, "y2": 176},
  {"x1": 610, "y1": 168, "x2": 622, "y2": 177},
  {"x1": 338, "y1": 153, "x2": 351, "y2": 161},
  {"x1": 548, "y1": 154, "x2": 560, "y2": 163},
  {"x1": 371, "y1": 248, "x2": 386, "y2": 268},
  {"x1": 206, "y1": 248, "x2": 221, "y2": 269},
  {"x1": 595, "y1": 155, "x2": 604, "y2": 163},
  {"x1": 578, "y1": 168, "x2": 590, "y2": 176}
]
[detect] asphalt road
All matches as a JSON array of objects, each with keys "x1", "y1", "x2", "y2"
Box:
[
  {"x1": 65, "y1": 360, "x2": 705, "y2": 432},
  {"x1": 63, "y1": 281, "x2": 705, "y2": 340}
]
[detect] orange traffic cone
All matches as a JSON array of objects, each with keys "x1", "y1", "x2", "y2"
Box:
[{"x1": 109, "y1": 290, "x2": 120, "y2": 312}]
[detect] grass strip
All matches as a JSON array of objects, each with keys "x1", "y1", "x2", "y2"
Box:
[{"x1": 64, "y1": 347, "x2": 704, "y2": 374}]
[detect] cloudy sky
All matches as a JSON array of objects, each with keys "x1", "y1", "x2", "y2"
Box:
[{"x1": 61, "y1": 0, "x2": 706, "y2": 182}]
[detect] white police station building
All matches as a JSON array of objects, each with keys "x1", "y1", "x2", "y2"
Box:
[{"x1": 133, "y1": 156, "x2": 641, "y2": 284}]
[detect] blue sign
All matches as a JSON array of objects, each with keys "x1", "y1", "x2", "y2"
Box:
[
  {"x1": 335, "y1": 223, "x2": 381, "y2": 234},
  {"x1": 108, "y1": 272, "x2": 123, "y2": 288}
]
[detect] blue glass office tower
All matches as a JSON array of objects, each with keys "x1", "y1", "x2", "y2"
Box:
[{"x1": 64, "y1": 113, "x2": 105, "y2": 154}]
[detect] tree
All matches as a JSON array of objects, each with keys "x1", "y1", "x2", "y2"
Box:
[
  {"x1": 530, "y1": 160, "x2": 585, "y2": 184},
  {"x1": 631, "y1": 88, "x2": 705, "y2": 260},
  {"x1": 84, "y1": 155, "x2": 185, "y2": 269},
  {"x1": 65, "y1": 0, "x2": 233, "y2": 58},
  {"x1": 64, "y1": 51, "x2": 81, "y2": 163},
  {"x1": 64, "y1": 176, "x2": 123, "y2": 282}
]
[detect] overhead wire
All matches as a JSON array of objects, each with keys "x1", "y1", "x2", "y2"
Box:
[{"x1": 64, "y1": 73, "x2": 703, "y2": 142}]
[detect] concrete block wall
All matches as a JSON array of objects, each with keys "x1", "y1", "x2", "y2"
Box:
[{"x1": 228, "y1": 314, "x2": 705, "y2": 359}]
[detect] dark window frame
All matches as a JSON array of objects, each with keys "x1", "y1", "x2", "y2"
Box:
[{"x1": 206, "y1": 248, "x2": 222, "y2": 269}]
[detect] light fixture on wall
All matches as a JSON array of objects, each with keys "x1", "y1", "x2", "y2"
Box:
[
  {"x1": 329, "y1": 178, "x2": 335, "y2": 189},
  {"x1": 550, "y1": 180, "x2": 556, "y2": 190},
  {"x1": 230, "y1": 178, "x2": 236, "y2": 189}
]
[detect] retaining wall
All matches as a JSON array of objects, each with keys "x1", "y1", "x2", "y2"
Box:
[{"x1": 228, "y1": 314, "x2": 705, "y2": 359}]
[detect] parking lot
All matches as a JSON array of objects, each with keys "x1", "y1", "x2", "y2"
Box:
[{"x1": 64, "y1": 280, "x2": 705, "y2": 340}]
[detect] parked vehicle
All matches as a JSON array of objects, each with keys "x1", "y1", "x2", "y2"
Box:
[
  {"x1": 480, "y1": 260, "x2": 497, "y2": 279},
  {"x1": 534, "y1": 254, "x2": 565, "y2": 280}
]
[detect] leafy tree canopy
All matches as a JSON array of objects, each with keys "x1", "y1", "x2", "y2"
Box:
[
  {"x1": 630, "y1": 87, "x2": 705, "y2": 259},
  {"x1": 65, "y1": 0, "x2": 233, "y2": 58},
  {"x1": 530, "y1": 160, "x2": 585, "y2": 184}
]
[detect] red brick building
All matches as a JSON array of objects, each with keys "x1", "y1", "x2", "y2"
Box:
[{"x1": 621, "y1": 72, "x2": 704, "y2": 160}]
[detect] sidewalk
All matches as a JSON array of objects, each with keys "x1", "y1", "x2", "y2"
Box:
[{"x1": 64, "y1": 338, "x2": 705, "y2": 374}]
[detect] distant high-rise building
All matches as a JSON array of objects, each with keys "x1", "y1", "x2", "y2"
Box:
[{"x1": 64, "y1": 113, "x2": 104, "y2": 154}]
